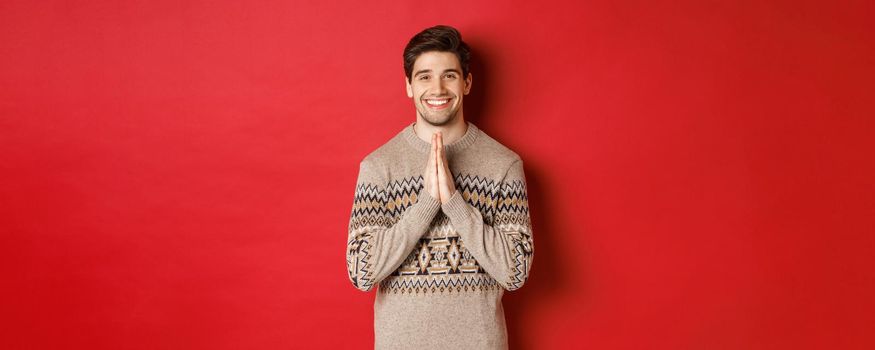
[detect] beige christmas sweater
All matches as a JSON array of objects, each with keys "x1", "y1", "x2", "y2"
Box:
[{"x1": 346, "y1": 121, "x2": 534, "y2": 349}]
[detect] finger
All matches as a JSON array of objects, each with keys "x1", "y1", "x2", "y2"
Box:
[
  {"x1": 439, "y1": 133, "x2": 448, "y2": 168},
  {"x1": 431, "y1": 134, "x2": 436, "y2": 169},
  {"x1": 429, "y1": 134, "x2": 437, "y2": 164},
  {"x1": 438, "y1": 134, "x2": 453, "y2": 189},
  {"x1": 436, "y1": 133, "x2": 443, "y2": 169},
  {"x1": 436, "y1": 136, "x2": 441, "y2": 181},
  {"x1": 434, "y1": 134, "x2": 440, "y2": 171},
  {"x1": 437, "y1": 132, "x2": 443, "y2": 159},
  {"x1": 438, "y1": 135, "x2": 447, "y2": 172},
  {"x1": 427, "y1": 133, "x2": 435, "y2": 175},
  {"x1": 427, "y1": 133, "x2": 432, "y2": 162},
  {"x1": 440, "y1": 134, "x2": 448, "y2": 164}
]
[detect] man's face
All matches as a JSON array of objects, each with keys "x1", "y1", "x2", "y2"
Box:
[{"x1": 406, "y1": 51, "x2": 472, "y2": 126}]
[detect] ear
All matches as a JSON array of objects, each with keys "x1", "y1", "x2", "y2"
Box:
[
  {"x1": 464, "y1": 73, "x2": 472, "y2": 95},
  {"x1": 405, "y1": 77, "x2": 413, "y2": 98}
]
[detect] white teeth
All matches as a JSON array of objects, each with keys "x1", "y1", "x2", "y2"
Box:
[{"x1": 426, "y1": 99, "x2": 449, "y2": 106}]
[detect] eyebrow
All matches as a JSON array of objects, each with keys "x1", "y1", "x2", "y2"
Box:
[{"x1": 413, "y1": 68, "x2": 462, "y2": 77}]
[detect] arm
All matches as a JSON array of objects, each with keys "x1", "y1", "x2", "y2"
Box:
[
  {"x1": 346, "y1": 159, "x2": 442, "y2": 292},
  {"x1": 441, "y1": 158, "x2": 534, "y2": 291}
]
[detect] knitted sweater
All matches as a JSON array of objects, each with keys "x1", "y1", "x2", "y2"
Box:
[{"x1": 346, "y1": 121, "x2": 534, "y2": 349}]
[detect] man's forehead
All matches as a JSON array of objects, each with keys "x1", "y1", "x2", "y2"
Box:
[{"x1": 413, "y1": 51, "x2": 461, "y2": 72}]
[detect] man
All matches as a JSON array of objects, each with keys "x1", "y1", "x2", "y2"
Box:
[{"x1": 346, "y1": 25, "x2": 534, "y2": 349}]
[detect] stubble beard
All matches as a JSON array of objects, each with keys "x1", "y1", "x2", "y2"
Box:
[{"x1": 417, "y1": 100, "x2": 459, "y2": 127}]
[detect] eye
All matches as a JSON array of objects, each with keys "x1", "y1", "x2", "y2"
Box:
[
  {"x1": 445, "y1": 73, "x2": 457, "y2": 79},
  {"x1": 419, "y1": 75, "x2": 430, "y2": 81}
]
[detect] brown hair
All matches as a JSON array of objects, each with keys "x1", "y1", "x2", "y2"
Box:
[{"x1": 403, "y1": 25, "x2": 471, "y2": 83}]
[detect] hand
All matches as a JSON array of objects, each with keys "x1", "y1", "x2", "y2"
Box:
[
  {"x1": 435, "y1": 132, "x2": 457, "y2": 204},
  {"x1": 424, "y1": 133, "x2": 441, "y2": 201}
]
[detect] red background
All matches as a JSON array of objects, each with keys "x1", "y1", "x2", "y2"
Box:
[{"x1": 2, "y1": 0, "x2": 873, "y2": 349}]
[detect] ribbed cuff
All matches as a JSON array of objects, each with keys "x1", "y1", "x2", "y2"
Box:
[
  {"x1": 410, "y1": 189, "x2": 442, "y2": 222},
  {"x1": 441, "y1": 189, "x2": 472, "y2": 223}
]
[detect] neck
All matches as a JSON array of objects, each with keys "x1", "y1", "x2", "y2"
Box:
[{"x1": 413, "y1": 115, "x2": 468, "y2": 145}]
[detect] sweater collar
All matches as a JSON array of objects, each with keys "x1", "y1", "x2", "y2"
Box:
[{"x1": 402, "y1": 120, "x2": 480, "y2": 155}]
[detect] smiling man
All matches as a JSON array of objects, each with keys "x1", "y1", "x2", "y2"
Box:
[{"x1": 346, "y1": 25, "x2": 534, "y2": 350}]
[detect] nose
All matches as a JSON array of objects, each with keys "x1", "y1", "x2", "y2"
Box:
[{"x1": 430, "y1": 77, "x2": 447, "y2": 95}]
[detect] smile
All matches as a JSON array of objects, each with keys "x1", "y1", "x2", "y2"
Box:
[{"x1": 424, "y1": 98, "x2": 451, "y2": 109}]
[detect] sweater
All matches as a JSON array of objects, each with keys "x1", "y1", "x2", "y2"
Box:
[{"x1": 346, "y1": 121, "x2": 534, "y2": 349}]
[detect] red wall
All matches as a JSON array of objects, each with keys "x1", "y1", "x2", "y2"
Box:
[{"x1": 2, "y1": 0, "x2": 873, "y2": 349}]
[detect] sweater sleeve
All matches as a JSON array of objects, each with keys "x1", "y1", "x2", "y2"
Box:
[
  {"x1": 441, "y1": 158, "x2": 534, "y2": 291},
  {"x1": 346, "y1": 159, "x2": 442, "y2": 292}
]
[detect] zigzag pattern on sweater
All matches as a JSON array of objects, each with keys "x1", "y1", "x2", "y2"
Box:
[
  {"x1": 348, "y1": 174, "x2": 499, "y2": 233},
  {"x1": 379, "y1": 272, "x2": 502, "y2": 294},
  {"x1": 347, "y1": 172, "x2": 532, "y2": 293}
]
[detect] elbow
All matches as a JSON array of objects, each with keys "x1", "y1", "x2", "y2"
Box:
[
  {"x1": 347, "y1": 258, "x2": 376, "y2": 292},
  {"x1": 503, "y1": 242, "x2": 533, "y2": 292},
  {"x1": 501, "y1": 260, "x2": 531, "y2": 291},
  {"x1": 346, "y1": 268, "x2": 375, "y2": 292},
  {"x1": 350, "y1": 279, "x2": 375, "y2": 292},
  {"x1": 502, "y1": 275, "x2": 529, "y2": 292},
  {"x1": 347, "y1": 237, "x2": 377, "y2": 292}
]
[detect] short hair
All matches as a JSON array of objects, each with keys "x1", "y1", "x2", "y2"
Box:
[{"x1": 403, "y1": 25, "x2": 471, "y2": 83}]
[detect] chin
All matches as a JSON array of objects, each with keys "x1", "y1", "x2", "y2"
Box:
[
  {"x1": 417, "y1": 107, "x2": 458, "y2": 125},
  {"x1": 432, "y1": 116, "x2": 456, "y2": 126}
]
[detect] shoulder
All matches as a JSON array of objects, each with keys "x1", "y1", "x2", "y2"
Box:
[
  {"x1": 472, "y1": 126, "x2": 523, "y2": 170},
  {"x1": 466, "y1": 126, "x2": 529, "y2": 187},
  {"x1": 356, "y1": 129, "x2": 409, "y2": 185},
  {"x1": 361, "y1": 128, "x2": 409, "y2": 164}
]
